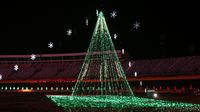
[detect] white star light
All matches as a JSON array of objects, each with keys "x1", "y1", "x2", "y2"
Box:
[
  {"x1": 86, "y1": 18, "x2": 88, "y2": 26},
  {"x1": 0, "y1": 74, "x2": 2, "y2": 80},
  {"x1": 67, "y1": 29, "x2": 72, "y2": 36},
  {"x1": 14, "y1": 64, "x2": 19, "y2": 71},
  {"x1": 134, "y1": 72, "x2": 138, "y2": 77},
  {"x1": 128, "y1": 61, "x2": 132, "y2": 67},
  {"x1": 133, "y1": 21, "x2": 140, "y2": 29},
  {"x1": 110, "y1": 11, "x2": 117, "y2": 18},
  {"x1": 96, "y1": 9, "x2": 99, "y2": 16},
  {"x1": 122, "y1": 48, "x2": 125, "y2": 55},
  {"x1": 140, "y1": 81, "x2": 142, "y2": 86},
  {"x1": 48, "y1": 42, "x2": 53, "y2": 48},
  {"x1": 114, "y1": 33, "x2": 117, "y2": 40},
  {"x1": 30, "y1": 54, "x2": 36, "y2": 60}
]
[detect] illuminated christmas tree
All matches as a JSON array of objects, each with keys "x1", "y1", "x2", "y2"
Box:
[
  {"x1": 47, "y1": 12, "x2": 200, "y2": 111},
  {"x1": 72, "y1": 11, "x2": 133, "y2": 96}
]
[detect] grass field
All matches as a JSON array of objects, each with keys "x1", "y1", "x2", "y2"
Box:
[
  {"x1": 0, "y1": 93, "x2": 199, "y2": 112},
  {"x1": 47, "y1": 95, "x2": 200, "y2": 112}
]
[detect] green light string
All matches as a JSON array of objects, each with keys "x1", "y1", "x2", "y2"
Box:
[{"x1": 72, "y1": 11, "x2": 133, "y2": 96}]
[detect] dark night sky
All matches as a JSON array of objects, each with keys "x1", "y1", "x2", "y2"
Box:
[{"x1": 0, "y1": 1, "x2": 200, "y2": 60}]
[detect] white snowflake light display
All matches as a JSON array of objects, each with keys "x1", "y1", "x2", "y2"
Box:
[
  {"x1": 30, "y1": 54, "x2": 36, "y2": 60},
  {"x1": 110, "y1": 11, "x2": 117, "y2": 18},
  {"x1": 0, "y1": 74, "x2": 2, "y2": 80},
  {"x1": 122, "y1": 48, "x2": 125, "y2": 55},
  {"x1": 67, "y1": 29, "x2": 72, "y2": 36},
  {"x1": 114, "y1": 33, "x2": 117, "y2": 40},
  {"x1": 133, "y1": 21, "x2": 140, "y2": 29},
  {"x1": 86, "y1": 18, "x2": 88, "y2": 26},
  {"x1": 14, "y1": 64, "x2": 19, "y2": 71},
  {"x1": 134, "y1": 72, "x2": 138, "y2": 77},
  {"x1": 128, "y1": 61, "x2": 132, "y2": 67},
  {"x1": 140, "y1": 81, "x2": 142, "y2": 86},
  {"x1": 96, "y1": 9, "x2": 99, "y2": 16},
  {"x1": 48, "y1": 42, "x2": 54, "y2": 48}
]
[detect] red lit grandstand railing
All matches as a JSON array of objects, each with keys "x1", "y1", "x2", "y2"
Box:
[{"x1": 0, "y1": 50, "x2": 123, "y2": 62}]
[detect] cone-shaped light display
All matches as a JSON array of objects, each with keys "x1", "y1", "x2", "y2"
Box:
[{"x1": 72, "y1": 11, "x2": 133, "y2": 96}]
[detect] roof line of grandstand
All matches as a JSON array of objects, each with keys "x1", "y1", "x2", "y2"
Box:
[
  {"x1": 0, "y1": 50, "x2": 122, "y2": 58},
  {"x1": 0, "y1": 58, "x2": 125, "y2": 63},
  {"x1": 0, "y1": 59, "x2": 84, "y2": 63}
]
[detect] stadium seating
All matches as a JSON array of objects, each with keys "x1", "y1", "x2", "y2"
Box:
[
  {"x1": 126, "y1": 56, "x2": 200, "y2": 77},
  {"x1": 0, "y1": 52, "x2": 200, "y2": 80}
]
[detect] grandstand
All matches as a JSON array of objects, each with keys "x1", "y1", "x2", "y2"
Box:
[
  {"x1": 0, "y1": 50, "x2": 127, "y2": 94},
  {"x1": 0, "y1": 50, "x2": 124, "y2": 80},
  {"x1": 0, "y1": 50, "x2": 199, "y2": 95}
]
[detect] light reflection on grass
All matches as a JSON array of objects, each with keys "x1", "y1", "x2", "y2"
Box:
[{"x1": 47, "y1": 95, "x2": 200, "y2": 112}]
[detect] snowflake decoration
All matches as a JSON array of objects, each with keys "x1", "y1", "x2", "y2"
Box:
[
  {"x1": 30, "y1": 54, "x2": 36, "y2": 60},
  {"x1": 14, "y1": 64, "x2": 19, "y2": 71},
  {"x1": 140, "y1": 81, "x2": 142, "y2": 86},
  {"x1": 134, "y1": 72, "x2": 138, "y2": 77},
  {"x1": 48, "y1": 42, "x2": 54, "y2": 48},
  {"x1": 128, "y1": 61, "x2": 132, "y2": 67},
  {"x1": 0, "y1": 74, "x2": 2, "y2": 80},
  {"x1": 122, "y1": 48, "x2": 125, "y2": 55},
  {"x1": 133, "y1": 21, "x2": 140, "y2": 29},
  {"x1": 110, "y1": 11, "x2": 117, "y2": 18},
  {"x1": 96, "y1": 9, "x2": 99, "y2": 16},
  {"x1": 67, "y1": 29, "x2": 72, "y2": 36},
  {"x1": 114, "y1": 33, "x2": 117, "y2": 40},
  {"x1": 86, "y1": 18, "x2": 88, "y2": 26}
]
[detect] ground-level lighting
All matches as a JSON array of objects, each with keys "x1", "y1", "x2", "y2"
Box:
[
  {"x1": 47, "y1": 95, "x2": 200, "y2": 112},
  {"x1": 153, "y1": 93, "x2": 158, "y2": 98}
]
